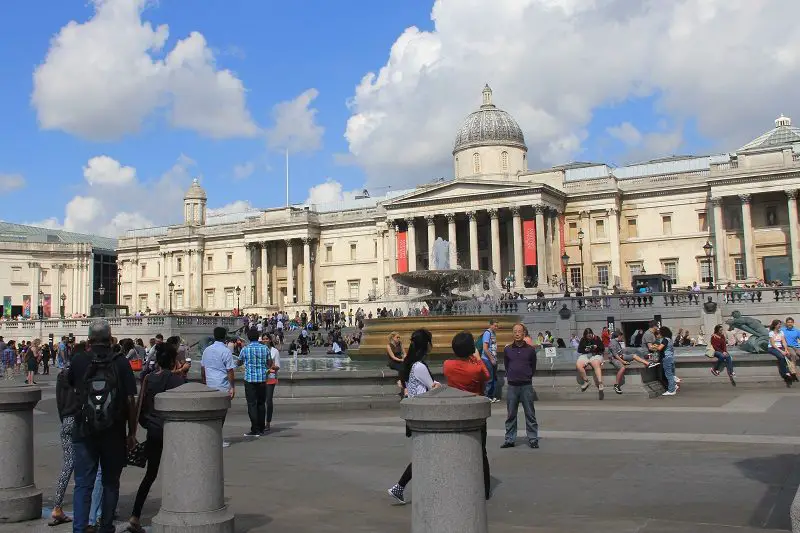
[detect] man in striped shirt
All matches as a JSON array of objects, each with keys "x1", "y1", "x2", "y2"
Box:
[{"x1": 239, "y1": 329, "x2": 272, "y2": 437}]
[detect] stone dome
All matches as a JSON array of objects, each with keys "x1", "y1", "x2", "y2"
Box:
[
  {"x1": 453, "y1": 85, "x2": 527, "y2": 155},
  {"x1": 184, "y1": 178, "x2": 207, "y2": 200}
]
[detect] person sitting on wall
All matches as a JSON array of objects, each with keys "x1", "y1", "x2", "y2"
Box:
[{"x1": 607, "y1": 329, "x2": 656, "y2": 395}]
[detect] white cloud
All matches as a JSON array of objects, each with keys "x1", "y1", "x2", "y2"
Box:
[
  {"x1": 305, "y1": 179, "x2": 361, "y2": 206},
  {"x1": 32, "y1": 0, "x2": 258, "y2": 141},
  {"x1": 607, "y1": 122, "x2": 684, "y2": 163},
  {"x1": 232, "y1": 162, "x2": 255, "y2": 180},
  {"x1": 267, "y1": 88, "x2": 324, "y2": 153},
  {"x1": 346, "y1": 0, "x2": 800, "y2": 185},
  {"x1": 607, "y1": 122, "x2": 643, "y2": 147},
  {"x1": 32, "y1": 155, "x2": 195, "y2": 237},
  {"x1": 207, "y1": 200, "x2": 255, "y2": 217},
  {"x1": 0, "y1": 174, "x2": 26, "y2": 193}
]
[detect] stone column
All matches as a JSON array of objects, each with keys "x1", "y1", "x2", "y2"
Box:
[
  {"x1": 740, "y1": 194, "x2": 757, "y2": 281},
  {"x1": 194, "y1": 248, "x2": 203, "y2": 311},
  {"x1": 244, "y1": 244, "x2": 254, "y2": 306},
  {"x1": 426, "y1": 215, "x2": 436, "y2": 270},
  {"x1": 303, "y1": 238, "x2": 312, "y2": 303},
  {"x1": 406, "y1": 218, "x2": 417, "y2": 272},
  {"x1": 184, "y1": 252, "x2": 192, "y2": 309},
  {"x1": 131, "y1": 259, "x2": 138, "y2": 312},
  {"x1": 489, "y1": 209, "x2": 501, "y2": 284},
  {"x1": 56, "y1": 266, "x2": 63, "y2": 309},
  {"x1": 608, "y1": 208, "x2": 621, "y2": 288},
  {"x1": 579, "y1": 211, "x2": 592, "y2": 286},
  {"x1": 468, "y1": 211, "x2": 479, "y2": 270},
  {"x1": 71, "y1": 263, "x2": 78, "y2": 315},
  {"x1": 151, "y1": 383, "x2": 234, "y2": 533},
  {"x1": 511, "y1": 207, "x2": 524, "y2": 287},
  {"x1": 447, "y1": 213, "x2": 458, "y2": 269},
  {"x1": 711, "y1": 198, "x2": 729, "y2": 284},
  {"x1": 161, "y1": 253, "x2": 167, "y2": 311},
  {"x1": 535, "y1": 205, "x2": 548, "y2": 286},
  {"x1": 549, "y1": 211, "x2": 559, "y2": 283},
  {"x1": 29, "y1": 262, "x2": 40, "y2": 318},
  {"x1": 261, "y1": 242, "x2": 270, "y2": 305},
  {"x1": 376, "y1": 229, "x2": 385, "y2": 295},
  {"x1": 788, "y1": 190, "x2": 800, "y2": 285},
  {"x1": 402, "y1": 387, "x2": 490, "y2": 533},
  {"x1": 0, "y1": 384, "x2": 43, "y2": 522},
  {"x1": 285, "y1": 240, "x2": 295, "y2": 304},
  {"x1": 388, "y1": 222, "x2": 397, "y2": 276}
]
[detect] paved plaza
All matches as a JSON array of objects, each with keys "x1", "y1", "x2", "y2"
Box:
[{"x1": 5, "y1": 372, "x2": 800, "y2": 532}]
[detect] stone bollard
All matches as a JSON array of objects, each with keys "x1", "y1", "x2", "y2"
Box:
[
  {"x1": 0, "y1": 384, "x2": 42, "y2": 523},
  {"x1": 791, "y1": 484, "x2": 800, "y2": 532},
  {"x1": 401, "y1": 386, "x2": 491, "y2": 533},
  {"x1": 151, "y1": 383, "x2": 234, "y2": 533}
]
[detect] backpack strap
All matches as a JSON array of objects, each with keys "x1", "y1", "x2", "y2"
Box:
[{"x1": 132, "y1": 373, "x2": 149, "y2": 440}]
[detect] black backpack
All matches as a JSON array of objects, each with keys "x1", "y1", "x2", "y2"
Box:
[{"x1": 78, "y1": 352, "x2": 123, "y2": 435}]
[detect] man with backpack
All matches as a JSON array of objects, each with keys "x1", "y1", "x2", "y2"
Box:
[
  {"x1": 68, "y1": 320, "x2": 137, "y2": 533},
  {"x1": 479, "y1": 319, "x2": 500, "y2": 403}
]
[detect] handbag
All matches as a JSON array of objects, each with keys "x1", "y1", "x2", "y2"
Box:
[
  {"x1": 126, "y1": 441, "x2": 147, "y2": 468},
  {"x1": 705, "y1": 345, "x2": 715, "y2": 358}
]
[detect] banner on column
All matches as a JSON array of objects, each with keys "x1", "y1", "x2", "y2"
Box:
[
  {"x1": 2, "y1": 296, "x2": 10, "y2": 318},
  {"x1": 523, "y1": 220, "x2": 537, "y2": 266},
  {"x1": 43, "y1": 294, "x2": 52, "y2": 318},
  {"x1": 22, "y1": 294, "x2": 31, "y2": 318},
  {"x1": 397, "y1": 231, "x2": 408, "y2": 273},
  {"x1": 559, "y1": 214, "x2": 566, "y2": 272}
]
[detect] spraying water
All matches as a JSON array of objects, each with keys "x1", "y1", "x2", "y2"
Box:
[{"x1": 431, "y1": 237, "x2": 452, "y2": 270}]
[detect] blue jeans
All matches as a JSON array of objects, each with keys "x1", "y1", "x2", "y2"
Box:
[
  {"x1": 72, "y1": 434, "x2": 125, "y2": 533},
  {"x1": 482, "y1": 356, "x2": 497, "y2": 399},
  {"x1": 504, "y1": 383, "x2": 539, "y2": 443},
  {"x1": 768, "y1": 348, "x2": 789, "y2": 377},
  {"x1": 662, "y1": 355, "x2": 676, "y2": 393},
  {"x1": 90, "y1": 466, "x2": 103, "y2": 525},
  {"x1": 713, "y1": 352, "x2": 734, "y2": 375}
]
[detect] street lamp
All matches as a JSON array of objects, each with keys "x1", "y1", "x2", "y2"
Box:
[
  {"x1": 117, "y1": 271, "x2": 121, "y2": 306},
  {"x1": 38, "y1": 289, "x2": 44, "y2": 319},
  {"x1": 168, "y1": 281, "x2": 175, "y2": 314},
  {"x1": 703, "y1": 240, "x2": 714, "y2": 289},
  {"x1": 235, "y1": 285, "x2": 241, "y2": 314},
  {"x1": 561, "y1": 252, "x2": 570, "y2": 288},
  {"x1": 98, "y1": 285, "x2": 105, "y2": 317},
  {"x1": 577, "y1": 228, "x2": 585, "y2": 293},
  {"x1": 60, "y1": 293, "x2": 66, "y2": 319}
]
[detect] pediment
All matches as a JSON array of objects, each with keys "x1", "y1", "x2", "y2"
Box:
[{"x1": 385, "y1": 179, "x2": 538, "y2": 207}]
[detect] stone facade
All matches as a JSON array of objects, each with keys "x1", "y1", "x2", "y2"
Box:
[{"x1": 118, "y1": 88, "x2": 800, "y2": 315}]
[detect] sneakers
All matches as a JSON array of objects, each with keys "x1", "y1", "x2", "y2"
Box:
[
  {"x1": 388, "y1": 484, "x2": 406, "y2": 504},
  {"x1": 490, "y1": 398, "x2": 500, "y2": 403},
  {"x1": 711, "y1": 368, "x2": 720, "y2": 377},
  {"x1": 647, "y1": 362, "x2": 660, "y2": 368},
  {"x1": 580, "y1": 380, "x2": 591, "y2": 392},
  {"x1": 613, "y1": 384, "x2": 622, "y2": 395},
  {"x1": 675, "y1": 377, "x2": 682, "y2": 384},
  {"x1": 662, "y1": 390, "x2": 677, "y2": 396},
  {"x1": 529, "y1": 440, "x2": 539, "y2": 449},
  {"x1": 598, "y1": 383, "x2": 604, "y2": 401},
  {"x1": 500, "y1": 442, "x2": 515, "y2": 449},
  {"x1": 243, "y1": 432, "x2": 261, "y2": 438},
  {"x1": 222, "y1": 441, "x2": 231, "y2": 448}
]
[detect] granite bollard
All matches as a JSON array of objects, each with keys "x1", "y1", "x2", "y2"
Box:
[
  {"x1": 791, "y1": 484, "x2": 800, "y2": 532},
  {"x1": 401, "y1": 386, "x2": 491, "y2": 533},
  {"x1": 151, "y1": 382, "x2": 234, "y2": 533},
  {"x1": 0, "y1": 384, "x2": 42, "y2": 523}
]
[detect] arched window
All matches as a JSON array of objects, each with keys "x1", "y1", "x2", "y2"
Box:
[
  {"x1": 501, "y1": 151, "x2": 509, "y2": 171},
  {"x1": 473, "y1": 152, "x2": 481, "y2": 174}
]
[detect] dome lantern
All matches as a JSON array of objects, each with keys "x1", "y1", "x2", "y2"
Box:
[
  {"x1": 453, "y1": 86, "x2": 527, "y2": 155},
  {"x1": 183, "y1": 178, "x2": 207, "y2": 226}
]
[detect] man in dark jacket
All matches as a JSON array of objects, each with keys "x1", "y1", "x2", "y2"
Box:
[{"x1": 501, "y1": 323, "x2": 539, "y2": 449}]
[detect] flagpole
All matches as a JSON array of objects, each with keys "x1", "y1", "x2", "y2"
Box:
[{"x1": 285, "y1": 148, "x2": 289, "y2": 207}]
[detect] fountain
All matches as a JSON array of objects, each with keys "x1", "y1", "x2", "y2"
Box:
[{"x1": 351, "y1": 237, "x2": 520, "y2": 360}]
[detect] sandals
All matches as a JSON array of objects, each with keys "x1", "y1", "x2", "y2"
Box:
[{"x1": 47, "y1": 515, "x2": 72, "y2": 526}]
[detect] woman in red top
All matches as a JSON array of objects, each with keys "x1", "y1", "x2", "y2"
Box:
[
  {"x1": 601, "y1": 327, "x2": 611, "y2": 349},
  {"x1": 709, "y1": 324, "x2": 735, "y2": 379}
]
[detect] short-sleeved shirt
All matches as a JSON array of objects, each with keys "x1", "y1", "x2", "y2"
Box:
[
  {"x1": 641, "y1": 330, "x2": 657, "y2": 349},
  {"x1": 782, "y1": 327, "x2": 800, "y2": 348},
  {"x1": 770, "y1": 330, "x2": 785, "y2": 349},
  {"x1": 481, "y1": 329, "x2": 497, "y2": 359},
  {"x1": 407, "y1": 361, "x2": 434, "y2": 397},
  {"x1": 239, "y1": 342, "x2": 271, "y2": 383},
  {"x1": 268, "y1": 347, "x2": 281, "y2": 384},
  {"x1": 608, "y1": 338, "x2": 624, "y2": 356},
  {"x1": 201, "y1": 341, "x2": 236, "y2": 391},
  {"x1": 443, "y1": 358, "x2": 489, "y2": 395}
]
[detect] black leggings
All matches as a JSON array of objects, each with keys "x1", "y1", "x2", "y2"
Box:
[
  {"x1": 132, "y1": 437, "x2": 164, "y2": 518},
  {"x1": 398, "y1": 424, "x2": 491, "y2": 498},
  {"x1": 266, "y1": 383, "x2": 276, "y2": 424}
]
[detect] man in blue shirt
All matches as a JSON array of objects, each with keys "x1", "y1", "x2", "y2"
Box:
[
  {"x1": 782, "y1": 317, "x2": 800, "y2": 369},
  {"x1": 239, "y1": 329, "x2": 272, "y2": 437},
  {"x1": 201, "y1": 327, "x2": 236, "y2": 448},
  {"x1": 481, "y1": 319, "x2": 499, "y2": 403}
]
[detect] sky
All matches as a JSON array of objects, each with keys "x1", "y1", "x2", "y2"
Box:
[{"x1": 1, "y1": 0, "x2": 799, "y2": 238}]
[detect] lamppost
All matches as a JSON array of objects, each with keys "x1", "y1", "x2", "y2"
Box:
[
  {"x1": 117, "y1": 271, "x2": 121, "y2": 306},
  {"x1": 561, "y1": 252, "x2": 570, "y2": 288},
  {"x1": 60, "y1": 293, "x2": 66, "y2": 319},
  {"x1": 98, "y1": 285, "x2": 105, "y2": 317},
  {"x1": 168, "y1": 281, "x2": 175, "y2": 314},
  {"x1": 577, "y1": 228, "x2": 585, "y2": 293},
  {"x1": 37, "y1": 289, "x2": 44, "y2": 319},
  {"x1": 235, "y1": 286, "x2": 241, "y2": 315},
  {"x1": 703, "y1": 240, "x2": 714, "y2": 289},
  {"x1": 310, "y1": 249, "x2": 316, "y2": 322}
]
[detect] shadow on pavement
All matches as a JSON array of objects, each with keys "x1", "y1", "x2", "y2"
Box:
[{"x1": 736, "y1": 453, "x2": 800, "y2": 530}]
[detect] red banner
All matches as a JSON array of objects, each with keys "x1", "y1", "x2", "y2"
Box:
[
  {"x1": 523, "y1": 220, "x2": 537, "y2": 266},
  {"x1": 397, "y1": 231, "x2": 408, "y2": 273},
  {"x1": 559, "y1": 214, "x2": 566, "y2": 272}
]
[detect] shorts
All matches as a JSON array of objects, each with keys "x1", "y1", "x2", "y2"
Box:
[
  {"x1": 577, "y1": 354, "x2": 603, "y2": 366},
  {"x1": 608, "y1": 353, "x2": 634, "y2": 369}
]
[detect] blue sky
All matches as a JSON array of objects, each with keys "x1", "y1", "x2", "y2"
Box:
[{"x1": 0, "y1": 0, "x2": 794, "y2": 236}]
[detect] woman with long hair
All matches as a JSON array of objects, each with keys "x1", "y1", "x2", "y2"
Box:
[
  {"x1": 709, "y1": 324, "x2": 735, "y2": 380},
  {"x1": 26, "y1": 338, "x2": 40, "y2": 385},
  {"x1": 386, "y1": 332, "x2": 405, "y2": 396},
  {"x1": 768, "y1": 319, "x2": 793, "y2": 386},
  {"x1": 388, "y1": 329, "x2": 437, "y2": 504}
]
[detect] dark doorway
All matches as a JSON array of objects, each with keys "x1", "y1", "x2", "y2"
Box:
[
  {"x1": 763, "y1": 255, "x2": 791, "y2": 285},
  {"x1": 622, "y1": 320, "x2": 650, "y2": 347}
]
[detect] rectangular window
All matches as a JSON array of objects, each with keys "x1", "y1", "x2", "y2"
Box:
[
  {"x1": 374, "y1": 240, "x2": 378, "y2": 258},
  {"x1": 596, "y1": 264, "x2": 609, "y2": 286},
  {"x1": 123, "y1": 295, "x2": 132, "y2": 307},
  {"x1": 325, "y1": 282, "x2": 335, "y2": 303},
  {"x1": 662, "y1": 260, "x2": 678, "y2": 284},
  {"x1": 206, "y1": 290, "x2": 215, "y2": 309},
  {"x1": 207, "y1": 255, "x2": 213, "y2": 271},
  {"x1": 734, "y1": 257, "x2": 747, "y2": 280},
  {"x1": 348, "y1": 280, "x2": 360, "y2": 300},
  {"x1": 138, "y1": 295, "x2": 147, "y2": 311},
  {"x1": 372, "y1": 277, "x2": 379, "y2": 295},
  {"x1": 628, "y1": 262, "x2": 642, "y2": 278},
  {"x1": 569, "y1": 267, "x2": 582, "y2": 289},
  {"x1": 766, "y1": 206, "x2": 778, "y2": 226},
  {"x1": 155, "y1": 293, "x2": 160, "y2": 311},
  {"x1": 350, "y1": 243, "x2": 357, "y2": 261},
  {"x1": 568, "y1": 222, "x2": 578, "y2": 242},
  {"x1": 226, "y1": 254, "x2": 233, "y2": 270},
  {"x1": 140, "y1": 263, "x2": 146, "y2": 278},
  {"x1": 176, "y1": 257, "x2": 183, "y2": 273},
  {"x1": 325, "y1": 245, "x2": 333, "y2": 262},
  {"x1": 11, "y1": 267, "x2": 21, "y2": 283},
  {"x1": 727, "y1": 208, "x2": 741, "y2": 230},
  {"x1": 175, "y1": 291, "x2": 184, "y2": 309},
  {"x1": 627, "y1": 218, "x2": 638, "y2": 238},
  {"x1": 40, "y1": 269, "x2": 48, "y2": 283},
  {"x1": 595, "y1": 219, "x2": 606, "y2": 239},
  {"x1": 662, "y1": 215, "x2": 672, "y2": 235},
  {"x1": 225, "y1": 289, "x2": 234, "y2": 308},
  {"x1": 698, "y1": 212, "x2": 708, "y2": 232},
  {"x1": 700, "y1": 260, "x2": 712, "y2": 284}
]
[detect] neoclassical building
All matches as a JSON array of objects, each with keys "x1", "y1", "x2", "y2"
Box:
[{"x1": 118, "y1": 86, "x2": 800, "y2": 314}]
